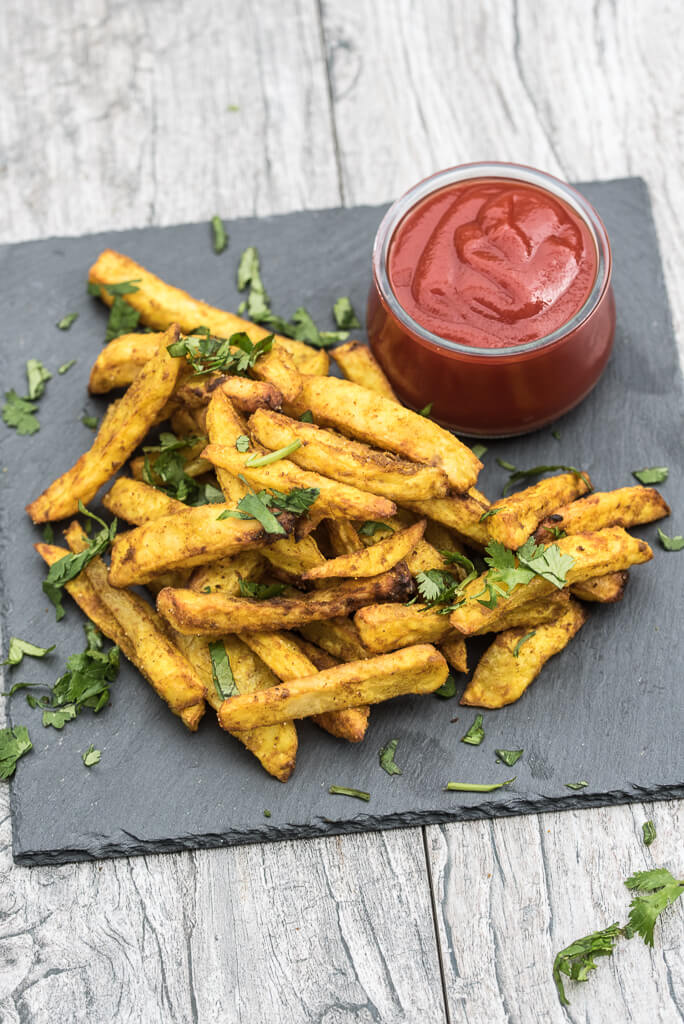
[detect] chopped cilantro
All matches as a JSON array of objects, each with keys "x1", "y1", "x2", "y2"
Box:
[
  {"x1": 625, "y1": 868, "x2": 684, "y2": 946},
  {"x1": 263, "y1": 809, "x2": 271, "y2": 817},
  {"x1": 42, "y1": 524, "x2": 54, "y2": 542},
  {"x1": 479, "y1": 508, "x2": 501, "y2": 521},
  {"x1": 244, "y1": 439, "x2": 301, "y2": 467},
  {"x1": 551, "y1": 429, "x2": 561, "y2": 441},
  {"x1": 42, "y1": 503, "x2": 117, "y2": 620},
  {"x1": 81, "y1": 414, "x2": 98, "y2": 430},
  {"x1": 418, "y1": 402, "x2": 433, "y2": 417},
  {"x1": 0, "y1": 726, "x2": 32, "y2": 779},
  {"x1": 496, "y1": 458, "x2": 516, "y2": 471},
  {"x1": 56, "y1": 312, "x2": 78, "y2": 330},
  {"x1": 553, "y1": 923, "x2": 622, "y2": 1006},
  {"x1": 332, "y1": 297, "x2": 360, "y2": 330},
  {"x1": 632, "y1": 466, "x2": 668, "y2": 485},
  {"x1": 471, "y1": 443, "x2": 487, "y2": 459},
  {"x1": 358, "y1": 520, "x2": 393, "y2": 538},
  {"x1": 494, "y1": 749, "x2": 523, "y2": 766},
  {"x1": 657, "y1": 527, "x2": 684, "y2": 552},
  {"x1": 328, "y1": 785, "x2": 370, "y2": 801},
  {"x1": 2, "y1": 390, "x2": 40, "y2": 435},
  {"x1": 235, "y1": 435, "x2": 250, "y2": 453},
  {"x1": 379, "y1": 738, "x2": 402, "y2": 776},
  {"x1": 434, "y1": 674, "x2": 458, "y2": 699},
  {"x1": 565, "y1": 781, "x2": 588, "y2": 790},
  {"x1": 300, "y1": 410, "x2": 314, "y2": 423},
  {"x1": 461, "y1": 714, "x2": 485, "y2": 745},
  {"x1": 211, "y1": 215, "x2": 229, "y2": 254},
  {"x1": 82, "y1": 744, "x2": 101, "y2": 767},
  {"x1": 58, "y1": 359, "x2": 77, "y2": 374},
  {"x1": 105, "y1": 296, "x2": 141, "y2": 342},
  {"x1": 142, "y1": 432, "x2": 221, "y2": 507},
  {"x1": 167, "y1": 331, "x2": 273, "y2": 376},
  {"x1": 26, "y1": 359, "x2": 52, "y2": 400},
  {"x1": 209, "y1": 641, "x2": 238, "y2": 699},
  {"x1": 513, "y1": 630, "x2": 536, "y2": 657},
  {"x1": 238, "y1": 579, "x2": 285, "y2": 600},
  {"x1": 2, "y1": 637, "x2": 55, "y2": 668},
  {"x1": 445, "y1": 778, "x2": 515, "y2": 792},
  {"x1": 642, "y1": 820, "x2": 656, "y2": 846}
]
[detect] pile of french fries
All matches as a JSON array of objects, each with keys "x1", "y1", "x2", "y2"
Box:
[{"x1": 25, "y1": 250, "x2": 669, "y2": 781}]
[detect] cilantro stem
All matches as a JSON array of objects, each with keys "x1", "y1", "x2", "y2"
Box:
[
  {"x1": 329, "y1": 785, "x2": 370, "y2": 802},
  {"x1": 445, "y1": 778, "x2": 515, "y2": 792},
  {"x1": 245, "y1": 440, "x2": 302, "y2": 467}
]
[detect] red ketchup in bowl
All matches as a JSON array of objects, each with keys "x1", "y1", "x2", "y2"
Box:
[{"x1": 367, "y1": 163, "x2": 615, "y2": 437}]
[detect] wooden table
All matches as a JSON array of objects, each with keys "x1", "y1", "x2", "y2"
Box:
[{"x1": 1, "y1": 2, "x2": 682, "y2": 1020}]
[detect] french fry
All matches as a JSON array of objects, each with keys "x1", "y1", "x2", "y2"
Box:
[
  {"x1": 89, "y1": 332, "x2": 164, "y2": 393},
  {"x1": 298, "y1": 617, "x2": 370, "y2": 662},
  {"x1": 175, "y1": 374, "x2": 283, "y2": 414},
  {"x1": 440, "y1": 635, "x2": 468, "y2": 674},
  {"x1": 570, "y1": 571, "x2": 628, "y2": 603},
  {"x1": 167, "y1": 630, "x2": 298, "y2": 781},
  {"x1": 326, "y1": 518, "x2": 362, "y2": 556},
  {"x1": 285, "y1": 376, "x2": 482, "y2": 492},
  {"x1": 329, "y1": 340, "x2": 398, "y2": 400},
  {"x1": 248, "y1": 408, "x2": 450, "y2": 502},
  {"x1": 88, "y1": 249, "x2": 305, "y2": 401},
  {"x1": 188, "y1": 551, "x2": 266, "y2": 595},
  {"x1": 293, "y1": 637, "x2": 338, "y2": 669},
  {"x1": 27, "y1": 325, "x2": 183, "y2": 523},
  {"x1": 356, "y1": 516, "x2": 462, "y2": 576},
  {"x1": 103, "y1": 477, "x2": 186, "y2": 524},
  {"x1": 157, "y1": 564, "x2": 415, "y2": 636},
  {"x1": 202, "y1": 443, "x2": 397, "y2": 522},
  {"x1": 534, "y1": 486, "x2": 670, "y2": 541},
  {"x1": 449, "y1": 527, "x2": 652, "y2": 636},
  {"x1": 128, "y1": 452, "x2": 212, "y2": 484},
  {"x1": 355, "y1": 590, "x2": 573, "y2": 653},
  {"x1": 218, "y1": 644, "x2": 449, "y2": 730},
  {"x1": 241, "y1": 632, "x2": 370, "y2": 742},
  {"x1": 302, "y1": 520, "x2": 426, "y2": 580},
  {"x1": 403, "y1": 490, "x2": 491, "y2": 548},
  {"x1": 288, "y1": 641, "x2": 375, "y2": 740},
  {"x1": 460, "y1": 601, "x2": 588, "y2": 708},
  {"x1": 109, "y1": 504, "x2": 295, "y2": 587},
  {"x1": 486, "y1": 472, "x2": 592, "y2": 550},
  {"x1": 63, "y1": 523, "x2": 207, "y2": 728}
]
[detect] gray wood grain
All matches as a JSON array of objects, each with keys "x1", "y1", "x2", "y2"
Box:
[
  {"x1": 1, "y1": 0, "x2": 682, "y2": 1021},
  {"x1": 320, "y1": 0, "x2": 684, "y2": 1019}
]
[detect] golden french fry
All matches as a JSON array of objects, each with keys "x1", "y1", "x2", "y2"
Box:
[
  {"x1": 460, "y1": 602, "x2": 588, "y2": 708},
  {"x1": 423, "y1": 518, "x2": 467, "y2": 555},
  {"x1": 302, "y1": 520, "x2": 425, "y2": 580},
  {"x1": 450, "y1": 527, "x2": 652, "y2": 636},
  {"x1": 298, "y1": 617, "x2": 370, "y2": 663},
  {"x1": 285, "y1": 377, "x2": 482, "y2": 492},
  {"x1": 288, "y1": 641, "x2": 373, "y2": 738},
  {"x1": 326, "y1": 518, "x2": 362, "y2": 556},
  {"x1": 403, "y1": 490, "x2": 491, "y2": 548},
  {"x1": 103, "y1": 478, "x2": 186, "y2": 524},
  {"x1": 188, "y1": 551, "x2": 266, "y2": 595},
  {"x1": 475, "y1": 590, "x2": 571, "y2": 634},
  {"x1": 241, "y1": 632, "x2": 370, "y2": 743},
  {"x1": 171, "y1": 405, "x2": 204, "y2": 438},
  {"x1": 440, "y1": 635, "x2": 468, "y2": 674},
  {"x1": 202, "y1": 443, "x2": 397, "y2": 522},
  {"x1": 88, "y1": 249, "x2": 305, "y2": 402},
  {"x1": 293, "y1": 637, "x2": 339, "y2": 669},
  {"x1": 27, "y1": 325, "x2": 183, "y2": 523},
  {"x1": 486, "y1": 472, "x2": 593, "y2": 550},
  {"x1": 534, "y1": 486, "x2": 670, "y2": 541},
  {"x1": 157, "y1": 564, "x2": 415, "y2": 636},
  {"x1": 218, "y1": 644, "x2": 449, "y2": 730},
  {"x1": 63, "y1": 522, "x2": 207, "y2": 727},
  {"x1": 88, "y1": 332, "x2": 164, "y2": 393},
  {"x1": 248, "y1": 408, "x2": 450, "y2": 502},
  {"x1": 176, "y1": 374, "x2": 283, "y2": 413},
  {"x1": 329, "y1": 340, "x2": 398, "y2": 400},
  {"x1": 356, "y1": 516, "x2": 462, "y2": 576},
  {"x1": 570, "y1": 571, "x2": 628, "y2": 603},
  {"x1": 109, "y1": 504, "x2": 294, "y2": 587}
]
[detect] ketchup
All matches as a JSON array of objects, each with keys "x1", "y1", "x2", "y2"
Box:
[{"x1": 387, "y1": 179, "x2": 598, "y2": 349}]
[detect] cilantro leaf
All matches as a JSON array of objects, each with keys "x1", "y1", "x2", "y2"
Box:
[
  {"x1": 26, "y1": 359, "x2": 52, "y2": 400},
  {"x1": 82, "y1": 744, "x2": 101, "y2": 767},
  {"x1": 42, "y1": 524, "x2": 54, "y2": 542},
  {"x1": 495, "y1": 749, "x2": 523, "y2": 766},
  {"x1": 552, "y1": 923, "x2": 622, "y2": 1006},
  {"x1": 99, "y1": 280, "x2": 141, "y2": 296},
  {"x1": 625, "y1": 868, "x2": 684, "y2": 947},
  {"x1": 516, "y1": 537, "x2": 575, "y2": 589},
  {"x1": 642, "y1": 820, "x2": 656, "y2": 846},
  {"x1": 300, "y1": 410, "x2": 314, "y2": 423},
  {"x1": 238, "y1": 579, "x2": 285, "y2": 600},
  {"x1": 333, "y1": 297, "x2": 360, "y2": 330},
  {"x1": 42, "y1": 706, "x2": 78, "y2": 729},
  {"x1": 565, "y1": 781, "x2": 588, "y2": 790},
  {"x1": 266, "y1": 486, "x2": 319, "y2": 516},
  {"x1": 471, "y1": 443, "x2": 487, "y2": 459},
  {"x1": 513, "y1": 631, "x2": 536, "y2": 657},
  {"x1": 0, "y1": 726, "x2": 32, "y2": 779},
  {"x1": 211, "y1": 215, "x2": 229, "y2": 253},
  {"x1": 328, "y1": 785, "x2": 370, "y2": 801},
  {"x1": 2, "y1": 390, "x2": 40, "y2": 435},
  {"x1": 379, "y1": 738, "x2": 402, "y2": 776},
  {"x1": 235, "y1": 435, "x2": 250, "y2": 453},
  {"x1": 42, "y1": 503, "x2": 117, "y2": 620},
  {"x1": 167, "y1": 331, "x2": 273, "y2": 377},
  {"x1": 56, "y1": 312, "x2": 78, "y2": 330},
  {"x1": 142, "y1": 433, "x2": 221, "y2": 506},
  {"x1": 445, "y1": 778, "x2": 515, "y2": 792},
  {"x1": 434, "y1": 674, "x2": 457, "y2": 699},
  {"x1": 2, "y1": 637, "x2": 55, "y2": 667},
  {"x1": 358, "y1": 520, "x2": 394, "y2": 538},
  {"x1": 632, "y1": 466, "x2": 668, "y2": 485},
  {"x1": 58, "y1": 359, "x2": 77, "y2": 375},
  {"x1": 418, "y1": 403, "x2": 433, "y2": 417},
  {"x1": 105, "y1": 295, "x2": 140, "y2": 342},
  {"x1": 33, "y1": 627, "x2": 120, "y2": 729},
  {"x1": 225, "y1": 493, "x2": 286, "y2": 535},
  {"x1": 657, "y1": 527, "x2": 684, "y2": 552},
  {"x1": 81, "y1": 414, "x2": 98, "y2": 430},
  {"x1": 461, "y1": 714, "x2": 485, "y2": 745}
]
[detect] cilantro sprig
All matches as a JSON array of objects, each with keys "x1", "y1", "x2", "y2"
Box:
[
  {"x1": 88, "y1": 279, "x2": 142, "y2": 342},
  {"x1": 42, "y1": 503, "x2": 117, "y2": 620},
  {"x1": 167, "y1": 329, "x2": 274, "y2": 377},
  {"x1": 217, "y1": 481, "x2": 319, "y2": 535},
  {"x1": 142, "y1": 432, "x2": 223, "y2": 506}
]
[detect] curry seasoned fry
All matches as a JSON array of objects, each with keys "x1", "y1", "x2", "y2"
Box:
[
  {"x1": 202, "y1": 442, "x2": 397, "y2": 522},
  {"x1": 109, "y1": 504, "x2": 295, "y2": 587},
  {"x1": 176, "y1": 375, "x2": 283, "y2": 413},
  {"x1": 103, "y1": 477, "x2": 186, "y2": 524},
  {"x1": 534, "y1": 485, "x2": 670, "y2": 541},
  {"x1": 302, "y1": 520, "x2": 425, "y2": 580},
  {"x1": 329, "y1": 340, "x2": 398, "y2": 400},
  {"x1": 188, "y1": 551, "x2": 266, "y2": 595},
  {"x1": 403, "y1": 490, "x2": 491, "y2": 548},
  {"x1": 241, "y1": 632, "x2": 370, "y2": 742},
  {"x1": 218, "y1": 645, "x2": 449, "y2": 730},
  {"x1": 89, "y1": 332, "x2": 164, "y2": 393},
  {"x1": 570, "y1": 571, "x2": 628, "y2": 603},
  {"x1": 356, "y1": 516, "x2": 461, "y2": 576},
  {"x1": 63, "y1": 523, "x2": 207, "y2": 728},
  {"x1": 285, "y1": 376, "x2": 482, "y2": 492},
  {"x1": 440, "y1": 635, "x2": 468, "y2": 674},
  {"x1": 157, "y1": 564, "x2": 415, "y2": 636},
  {"x1": 298, "y1": 617, "x2": 370, "y2": 662},
  {"x1": 449, "y1": 527, "x2": 652, "y2": 636},
  {"x1": 248, "y1": 408, "x2": 450, "y2": 502},
  {"x1": 486, "y1": 472, "x2": 593, "y2": 550},
  {"x1": 27, "y1": 325, "x2": 183, "y2": 523},
  {"x1": 88, "y1": 249, "x2": 307, "y2": 400},
  {"x1": 460, "y1": 601, "x2": 589, "y2": 708}
]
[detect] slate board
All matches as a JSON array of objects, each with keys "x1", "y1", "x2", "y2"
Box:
[{"x1": 2, "y1": 177, "x2": 683, "y2": 867}]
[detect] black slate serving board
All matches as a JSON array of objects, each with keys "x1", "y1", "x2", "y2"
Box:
[{"x1": 2, "y1": 177, "x2": 683, "y2": 866}]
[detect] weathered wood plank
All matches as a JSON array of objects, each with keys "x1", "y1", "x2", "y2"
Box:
[
  {"x1": 0, "y1": 0, "x2": 446, "y2": 1021},
  {"x1": 320, "y1": 0, "x2": 684, "y2": 1019}
]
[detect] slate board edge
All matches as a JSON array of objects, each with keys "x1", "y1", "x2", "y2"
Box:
[{"x1": 14, "y1": 782, "x2": 684, "y2": 867}]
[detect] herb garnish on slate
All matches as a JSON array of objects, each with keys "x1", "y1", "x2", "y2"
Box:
[
  {"x1": 42, "y1": 503, "x2": 117, "y2": 621},
  {"x1": 0, "y1": 726, "x2": 32, "y2": 779},
  {"x1": 82, "y1": 745, "x2": 101, "y2": 767},
  {"x1": 56, "y1": 312, "x2": 79, "y2": 330},
  {"x1": 379, "y1": 739, "x2": 402, "y2": 776},
  {"x1": 26, "y1": 359, "x2": 52, "y2": 400},
  {"x1": 211, "y1": 215, "x2": 229, "y2": 254},
  {"x1": 657, "y1": 527, "x2": 684, "y2": 551},
  {"x1": 632, "y1": 466, "x2": 668, "y2": 485},
  {"x1": 495, "y1": 749, "x2": 524, "y2": 766},
  {"x1": 329, "y1": 785, "x2": 371, "y2": 802},
  {"x1": 642, "y1": 820, "x2": 656, "y2": 846},
  {"x1": 88, "y1": 279, "x2": 142, "y2": 342},
  {"x1": 167, "y1": 329, "x2": 274, "y2": 376},
  {"x1": 461, "y1": 714, "x2": 485, "y2": 746},
  {"x1": 332, "y1": 296, "x2": 361, "y2": 330},
  {"x1": 2, "y1": 391, "x2": 41, "y2": 435},
  {"x1": 499, "y1": 461, "x2": 591, "y2": 496},
  {"x1": 434, "y1": 674, "x2": 458, "y2": 699},
  {"x1": 445, "y1": 779, "x2": 515, "y2": 792},
  {"x1": 1, "y1": 637, "x2": 54, "y2": 668}
]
